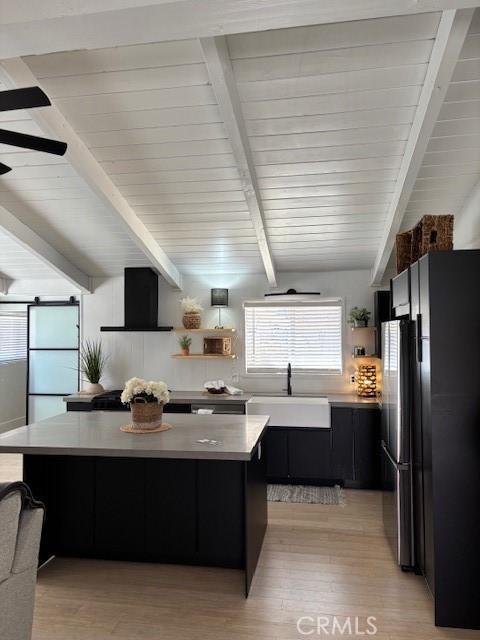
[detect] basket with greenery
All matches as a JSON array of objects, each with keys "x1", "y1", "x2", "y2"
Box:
[
  {"x1": 180, "y1": 296, "x2": 203, "y2": 329},
  {"x1": 348, "y1": 307, "x2": 371, "y2": 328}
]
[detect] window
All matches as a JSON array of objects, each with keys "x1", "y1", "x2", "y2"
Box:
[
  {"x1": 0, "y1": 312, "x2": 27, "y2": 364},
  {"x1": 244, "y1": 300, "x2": 343, "y2": 374}
]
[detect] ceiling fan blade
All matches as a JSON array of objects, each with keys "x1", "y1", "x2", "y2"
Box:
[
  {"x1": 0, "y1": 162, "x2": 12, "y2": 175},
  {"x1": 0, "y1": 87, "x2": 51, "y2": 112},
  {"x1": 0, "y1": 129, "x2": 67, "y2": 156}
]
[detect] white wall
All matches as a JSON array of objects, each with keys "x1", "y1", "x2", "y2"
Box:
[
  {"x1": 0, "y1": 360, "x2": 26, "y2": 433},
  {"x1": 454, "y1": 178, "x2": 480, "y2": 249},
  {"x1": 82, "y1": 270, "x2": 376, "y2": 395}
]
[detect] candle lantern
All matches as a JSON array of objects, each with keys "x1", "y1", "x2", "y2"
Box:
[{"x1": 356, "y1": 364, "x2": 377, "y2": 397}]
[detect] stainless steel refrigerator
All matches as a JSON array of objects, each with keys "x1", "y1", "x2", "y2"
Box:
[{"x1": 381, "y1": 320, "x2": 414, "y2": 569}]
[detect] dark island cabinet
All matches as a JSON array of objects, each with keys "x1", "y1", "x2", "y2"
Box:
[{"x1": 266, "y1": 406, "x2": 380, "y2": 488}]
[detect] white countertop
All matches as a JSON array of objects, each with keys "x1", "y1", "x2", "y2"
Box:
[
  {"x1": 0, "y1": 411, "x2": 269, "y2": 461},
  {"x1": 63, "y1": 391, "x2": 379, "y2": 408}
]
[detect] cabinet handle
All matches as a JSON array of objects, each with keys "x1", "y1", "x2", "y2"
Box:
[{"x1": 416, "y1": 314, "x2": 422, "y2": 363}]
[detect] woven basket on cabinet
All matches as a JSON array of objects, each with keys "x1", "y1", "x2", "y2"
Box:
[{"x1": 130, "y1": 398, "x2": 163, "y2": 430}]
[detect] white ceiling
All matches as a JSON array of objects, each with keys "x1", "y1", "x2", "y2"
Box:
[
  {"x1": 402, "y1": 10, "x2": 480, "y2": 230},
  {"x1": 0, "y1": 6, "x2": 478, "y2": 288},
  {"x1": 0, "y1": 227, "x2": 60, "y2": 280}
]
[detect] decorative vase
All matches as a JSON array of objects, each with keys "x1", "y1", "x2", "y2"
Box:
[
  {"x1": 182, "y1": 312, "x2": 201, "y2": 329},
  {"x1": 130, "y1": 398, "x2": 163, "y2": 430},
  {"x1": 83, "y1": 382, "x2": 104, "y2": 395},
  {"x1": 353, "y1": 319, "x2": 368, "y2": 328},
  {"x1": 181, "y1": 348, "x2": 190, "y2": 356}
]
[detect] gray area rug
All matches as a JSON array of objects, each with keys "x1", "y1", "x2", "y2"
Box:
[{"x1": 267, "y1": 484, "x2": 345, "y2": 505}]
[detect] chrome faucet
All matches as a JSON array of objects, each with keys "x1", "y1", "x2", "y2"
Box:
[{"x1": 286, "y1": 362, "x2": 292, "y2": 396}]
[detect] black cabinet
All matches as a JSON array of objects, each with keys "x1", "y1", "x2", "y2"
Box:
[
  {"x1": 197, "y1": 460, "x2": 244, "y2": 568},
  {"x1": 391, "y1": 268, "x2": 410, "y2": 318},
  {"x1": 266, "y1": 407, "x2": 380, "y2": 487},
  {"x1": 266, "y1": 428, "x2": 289, "y2": 479},
  {"x1": 331, "y1": 408, "x2": 354, "y2": 481},
  {"x1": 331, "y1": 407, "x2": 380, "y2": 489},
  {"x1": 353, "y1": 409, "x2": 380, "y2": 487},
  {"x1": 95, "y1": 457, "x2": 145, "y2": 559},
  {"x1": 390, "y1": 250, "x2": 480, "y2": 628},
  {"x1": 373, "y1": 290, "x2": 391, "y2": 358},
  {"x1": 145, "y1": 459, "x2": 196, "y2": 563},
  {"x1": 289, "y1": 429, "x2": 332, "y2": 480}
]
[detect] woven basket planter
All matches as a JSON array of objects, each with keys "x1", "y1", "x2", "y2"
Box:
[
  {"x1": 396, "y1": 215, "x2": 454, "y2": 274},
  {"x1": 396, "y1": 230, "x2": 413, "y2": 274},
  {"x1": 182, "y1": 312, "x2": 201, "y2": 329},
  {"x1": 130, "y1": 398, "x2": 163, "y2": 431},
  {"x1": 416, "y1": 214, "x2": 453, "y2": 257}
]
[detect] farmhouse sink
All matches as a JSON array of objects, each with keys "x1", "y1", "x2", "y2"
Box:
[{"x1": 246, "y1": 396, "x2": 330, "y2": 429}]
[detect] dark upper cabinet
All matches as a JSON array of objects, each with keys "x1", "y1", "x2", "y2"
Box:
[
  {"x1": 288, "y1": 429, "x2": 332, "y2": 480},
  {"x1": 391, "y1": 268, "x2": 410, "y2": 318},
  {"x1": 266, "y1": 428, "x2": 289, "y2": 479},
  {"x1": 373, "y1": 290, "x2": 391, "y2": 358},
  {"x1": 331, "y1": 408, "x2": 354, "y2": 481}
]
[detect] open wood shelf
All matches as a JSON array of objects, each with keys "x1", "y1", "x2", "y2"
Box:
[
  {"x1": 171, "y1": 353, "x2": 237, "y2": 359},
  {"x1": 173, "y1": 328, "x2": 236, "y2": 333}
]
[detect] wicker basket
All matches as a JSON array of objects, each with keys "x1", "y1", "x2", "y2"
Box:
[
  {"x1": 396, "y1": 215, "x2": 454, "y2": 274},
  {"x1": 130, "y1": 398, "x2": 163, "y2": 430},
  {"x1": 415, "y1": 214, "x2": 453, "y2": 257},
  {"x1": 182, "y1": 312, "x2": 201, "y2": 329},
  {"x1": 395, "y1": 230, "x2": 413, "y2": 274}
]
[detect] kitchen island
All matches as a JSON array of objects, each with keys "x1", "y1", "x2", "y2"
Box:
[{"x1": 0, "y1": 411, "x2": 269, "y2": 595}]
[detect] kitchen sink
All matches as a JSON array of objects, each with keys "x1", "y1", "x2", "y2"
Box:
[{"x1": 246, "y1": 396, "x2": 330, "y2": 428}]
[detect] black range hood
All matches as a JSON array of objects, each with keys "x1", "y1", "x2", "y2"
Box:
[{"x1": 101, "y1": 268, "x2": 173, "y2": 332}]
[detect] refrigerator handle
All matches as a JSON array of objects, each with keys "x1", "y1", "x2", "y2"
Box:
[
  {"x1": 416, "y1": 314, "x2": 423, "y2": 363},
  {"x1": 381, "y1": 440, "x2": 410, "y2": 471}
]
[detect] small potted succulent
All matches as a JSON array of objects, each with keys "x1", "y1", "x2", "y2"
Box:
[
  {"x1": 348, "y1": 306, "x2": 371, "y2": 328},
  {"x1": 80, "y1": 339, "x2": 107, "y2": 395},
  {"x1": 121, "y1": 377, "x2": 170, "y2": 431},
  {"x1": 180, "y1": 296, "x2": 203, "y2": 329},
  {"x1": 179, "y1": 334, "x2": 192, "y2": 356}
]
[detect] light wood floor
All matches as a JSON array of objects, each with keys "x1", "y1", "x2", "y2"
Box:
[{"x1": 1, "y1": 454, "x2": 479, "y2": 640}]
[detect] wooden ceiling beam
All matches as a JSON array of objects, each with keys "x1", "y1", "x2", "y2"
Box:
[
  {"x1": 0, "y1": 1, "x2": 479, "y2": 58},
  {"x1": 0, "y1": 204, "x2": 92, "y2": 292},
  {"x1": 0, "y1": 57, "x2": 182, "y2": 289},
  {"x1": 200, "y1": 36, "x2": 277, "y2": 286}
]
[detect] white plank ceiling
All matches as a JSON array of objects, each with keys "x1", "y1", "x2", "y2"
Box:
[
  {"x1": 0, "y1": 227, "x2": 60, "y2": 280},
  {"x1": 401, "y1": 9, "x2": 480, "y2": 231},
  {"x1": 0, "y1": 9, "x2": 478, "y2": 284}
]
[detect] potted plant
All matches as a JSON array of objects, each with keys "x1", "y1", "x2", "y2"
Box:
[
  {"x1": 348, "y1": 307, "x2": 371, "y2": 328},
  {"x1": 180, "y1": 296, "x2": 203, "y2": 329},
  {"x1": 179, "y1": 334, "x2": 192, "y2": 356},
  {"x1": 80, "y1": 339, "x2": 107, "y2": 394},
  {"x1": 121, "y1": 377, "x2": 170, "y2": 431}
]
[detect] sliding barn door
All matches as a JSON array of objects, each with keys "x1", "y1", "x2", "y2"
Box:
[{"x1": 27, "y1": 304, "x2": 79, "y2": 423}]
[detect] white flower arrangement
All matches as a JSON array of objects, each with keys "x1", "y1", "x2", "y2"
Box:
[
  {"x1": 180, "y1": 296, "x2": 203, "y2": 313},
  {"x1": 120, "y1": 377, "x2": 170, "y2": 405}
]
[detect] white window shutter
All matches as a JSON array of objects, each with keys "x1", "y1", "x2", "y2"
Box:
[
  {"x1": 244, "y1": 302, "x2": 343, "y2": 374},
  {"x1": 0, "y1": 313, "x2": 27, "y2": 364}
]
